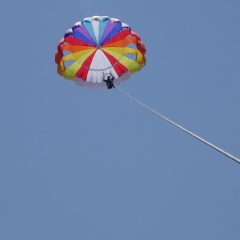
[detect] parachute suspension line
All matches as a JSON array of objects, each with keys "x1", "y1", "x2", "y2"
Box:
[{"x1": 116, "y1": 86, "x2": 240, "y2": 164}]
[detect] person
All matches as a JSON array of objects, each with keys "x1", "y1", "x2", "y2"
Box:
[{"x1": 103, "y1": 74, "x2": 115, "y2": 89}]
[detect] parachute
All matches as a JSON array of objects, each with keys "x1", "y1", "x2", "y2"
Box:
[{"x1": 55, "y1": 16, "x2": 146, "y2": 89}]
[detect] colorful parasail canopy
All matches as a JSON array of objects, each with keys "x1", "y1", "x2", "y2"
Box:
[{"x1": 55, "y1": 16, "x2": 146, "y2": 89}]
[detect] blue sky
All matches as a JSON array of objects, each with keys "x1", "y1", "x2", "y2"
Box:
[{"x1": 1, "y1": 0, "x2": 240, "y2": 239}]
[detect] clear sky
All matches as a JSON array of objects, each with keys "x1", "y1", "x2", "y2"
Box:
[{"x1": 1, "y1": 0, "x2": 240, "y2": 239}]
